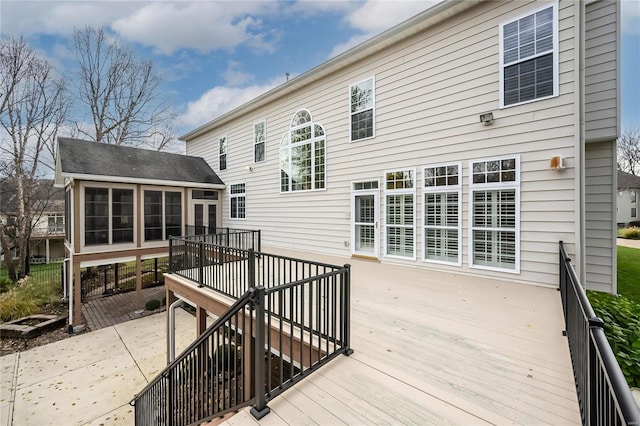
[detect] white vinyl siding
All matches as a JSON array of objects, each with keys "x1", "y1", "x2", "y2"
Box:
[
  {"x1": 585, "y1": 141, "x2": 616, "y2": 293},
  {"x1": 349, "y1": 77, "x2": 375, "y2": 141},
  {"x1": 384, "y1": 169, "x2": 415, "y2": 259},
  {"x1": 500, "y1": 3, "x2": 558, "y2": 108},
  {"x1": 469, "y1": 156, "x2": 520, "y2": 273},
  {"x1": 584, "y1": 0, "x2": 619, "y2": 141},
  {"x1": 423, "y1": 162, "x2": 461, "y2": 265},
  {"x1": 185, "y1": 1, "x2": 581, "y2": 287}
]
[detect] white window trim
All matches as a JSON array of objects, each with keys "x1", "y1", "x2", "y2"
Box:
[
  {"x1": 141, "y1": 186, "x2": 184, "y2": 246},
  {"x1": 229, "y1": 182, "x2": 247, "y2": 220},
  {"x1": 349, "y1": 76, "x2": 376, "y2": 143},
  {"x1": 422, "y1": 162, "x2": 462, "y2": 266},
  {"x1": 79, "y1": 182, "x2": 137, "y2": 252},
  {"x1": 383, "y1": 168, "x2": 417, "y2": 261},
  {"x1": 351, "y1": 179, "x2": 381, "y2": 257},
  {"x1": 499, "y1": 2, "x2": 559, "y2": 109},
  {"x1": 253, "y1": 120, "x2": 266, "y2": 163},
  {"x1": 280, "y1": 108, "x2": 327, "y2": 194},
  {"x1": 219, "y1": 135, "x2": 228, "y2": 171},
  {"x1": 468, "y1": 155, "x2": 520, "y2": 274}
]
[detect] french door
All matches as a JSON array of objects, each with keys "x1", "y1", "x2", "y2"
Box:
[
  {"x1": 351, "y1": 182, "x2": 380, "y2": 258},
  {"x1": 192, "y1": 202, "x2": 217, "y2": 235}
]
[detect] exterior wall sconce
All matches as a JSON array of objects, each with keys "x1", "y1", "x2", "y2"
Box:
[
  {"x1": 479, "y1": 112, "x2": 494, "y2": 125},
  {"x1": 246, "y1": 165, "x2": 253, "y2": 172},
  {"x1": 550, "y1": 155, "x2": 566, "y2": 170}
]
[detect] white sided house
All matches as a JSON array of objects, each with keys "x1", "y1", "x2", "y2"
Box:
[{"x1": 181, "y1": 0, "x2": 620, "y2": 294}]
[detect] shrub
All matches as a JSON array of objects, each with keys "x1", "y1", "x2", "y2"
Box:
[
  {"x1": 145, "y1": 299, "x2": 161, "y2": 311},
  {"x1": 0, "y1": 289, "x2": 39, "y2": 322},
  {"x1": 620, "y1": 226, "x2": 640, "y2": 240},
  {"x1": 587, "y1": 290, "x2": 640, "y2": 387},
  {"x1": 0, "y1": 277, "x2": 14, "y2": 293}
]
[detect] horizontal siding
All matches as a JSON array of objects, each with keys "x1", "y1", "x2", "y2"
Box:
[
  {"x1": 584, "y1": 0, "x2": 619, "y2": 141},
  {"x1": 584, "y1": 140, "x2": 615, "y2": 292},
  {"x1": 187, "y1": 0, "x2": 580, "y2": 288}
]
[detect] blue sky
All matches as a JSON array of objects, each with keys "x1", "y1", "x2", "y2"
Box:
[{"x1": 1, "y1": 0, "x2": 639, "y2": 151}]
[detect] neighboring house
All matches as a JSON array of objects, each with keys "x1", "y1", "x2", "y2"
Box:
[
  {"x1": 54, "y1": 137, "x2": 224, "y2": 325},
  {"x1": 617, "y1": 170, "x2": 640, "y2": 226},
  {"x1": 0, "y1": 179, "x2": 65, "y2": 266},
  {"x1": 179, "y1": 0, "x2": 620, "y2": 294}
]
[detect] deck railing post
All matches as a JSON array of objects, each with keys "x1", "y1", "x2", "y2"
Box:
[
  {"x1": 226, "y1": 227, "x2": 230, "y2": 247},
  {"x1": 250, "y1": 286, "x2": 270, "y2": 420},
  {"x1": 248, "y1": 249, "x2": 256, "y2": 289},
  {"x1": 167, "y1": 371, "x2": 174, "y2": 426},
  {"x1": 169, "y1": 238, "x2": 174, "y2": 272},
  {"x1": 257, "y1": 230, "x2": 261, "y2": 252},
  {"x1": 343, "y1": 264, "x2": 354, "y2": 356},
  {"x1": 198, "y1": 241, "x2": 204, "y2": 287},
  {"x1": 588, "y1": 317, "x2": 604, "y2": 425}
]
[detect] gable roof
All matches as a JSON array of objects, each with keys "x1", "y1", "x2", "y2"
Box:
[
  {"x1": 618, "y1": 170, "x2": 640, "y2": 191},
  {"x1": 179, "y1": 0, "x2": 479, "y2": 141},
  {"x1": 0, "y1": 178, "x2": 64, "y2": 215},
  {"x1": 55, "y1": 137, "x2": 224, "y2": 188}
]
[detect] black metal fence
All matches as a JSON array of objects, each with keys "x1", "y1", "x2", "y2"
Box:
[
  {"x1": 0, "y1": 263, "x2": 63, "y2": 295},
  {"x1": 183, "y1": 227, "x2": 261, "y2": 253},
  {"x1": 133, "y1": 240, "x2": 352, "y2": 425},
  {"x1": 81, "y1": 257, "x2": 169, "y2": 301},
  {"x1": 559, "y1": 241, "x2": 640, "y2": 425}
]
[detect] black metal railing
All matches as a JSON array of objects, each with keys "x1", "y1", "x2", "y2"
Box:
[
  {"x1": 184, "y1": 226, "x2": 261, "y2": 253},
  {"x1": 559, "y1": 241, "x2": 640, "y2": 425},
  {"x1": 133, "y1": 243, "x2": 352, "y2": 425}
]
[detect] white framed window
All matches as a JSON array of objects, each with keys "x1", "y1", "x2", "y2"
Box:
[
  {"x1": 81, "y1": 184, "x2": 136, "y2": 248},
  {"x1": 229, "y1": 183, "x2": 246, "y2": 219},
  {"x1": 500, "y1": 3, "x2": 558, "y2": 107},
  {"x1": 423, "y1": 162, "x2": 462, "y2": 265},
  {"x1": 632, "y1": 191, "x2": 637, "y2": 204},
  {"x1": 469, "y1": 156, "x2": 520, "y2": 273},
  {"x1": 219, "y1": 135, "x2": 227, "y2": 171},
  {"x1": 349, "y1": 76, "x2": 375, "y2": 142},
  {"x1": 143, "y1": 189, "x2": 183, "y2": 242},
  {"x1": 632, "y1": 208, "x2": 637, "y2": 219},
  {"x1": 254, "y1": 120, "x2": 266, "y2": 163},
  {"x1": 280, "y1": 109, "x2": 326, "y2": 192},
  {"x1": 384, "y1": 168, "x2": 416, "y2": 259}
]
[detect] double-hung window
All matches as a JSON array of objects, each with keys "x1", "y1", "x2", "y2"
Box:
[
  {"x1": 219, "y1": 136, "x2": 227, "y2": 171},
  {"x1": 423, "y1": 163, "x2": 462, "y2": 265},
  {"x1": 143, "y1": 190, "x2": 182, "y2": 241},
  {"x1": 349, "y1": 77, "x2": 375, "y2": 141},
  {"x1": 280, "y1": 110, "x2": 326, "y2": 192},
  {"x1": 469, "y1": 156, "x2": 520, "y2": 272},
  {"x1": 254, "y1": 121, "x2": 266, "y2": 163},
  {"x1": 84, "y1": 186, "x2": 134, "y2": 246},
  {"x1": 230, "y1": 183, "x2": 246, "y2": 219},
  {"x1": 500, "y1": 4, "x2": 557, "y2": 107},
  {"x1": 385, "y1": 169, "x2": 415, "y2": 259}
]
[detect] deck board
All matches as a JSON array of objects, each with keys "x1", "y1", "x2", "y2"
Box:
[{"x1": 216, "y1": 248, "x2": 581, "y2": 425}]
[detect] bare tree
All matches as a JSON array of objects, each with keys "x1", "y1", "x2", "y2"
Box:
[
  {"x1": 72, "y1": 27, "x2": 175, "y2": 149},
  {"x1": 0, "y1": 37, "x2": 68, "y2": 279},
  {"x1": 618, "y1": 128, "x2": 640, "y2": 176}
]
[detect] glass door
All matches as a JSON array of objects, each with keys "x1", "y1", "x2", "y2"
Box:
[
  {"x1": 352, "y1": 181, "x2": 379, "y2": 257},
  {"x1": 192, "y1": 203, "x2": 217, "y2": 235}
]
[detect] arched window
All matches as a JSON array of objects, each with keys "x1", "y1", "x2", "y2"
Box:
[{"x1": 280, "y1": 109, "x2": 326, "y2": 192}]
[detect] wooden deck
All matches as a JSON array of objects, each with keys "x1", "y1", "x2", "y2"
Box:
[{"x1": 219, "y1": 247, "x2": 581, "y2": 425}]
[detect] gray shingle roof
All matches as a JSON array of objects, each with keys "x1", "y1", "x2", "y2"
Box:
[
  {"x1": 57, "y1": 138, "x2": 223, "y2": 185},
  {"x1": 618, "y1": 171, "x2": 640, "y2": 191}
]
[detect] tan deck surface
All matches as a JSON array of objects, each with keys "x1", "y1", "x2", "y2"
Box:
[{"x1": 221, "y1": 247, "x2": 581, "y2": 425}]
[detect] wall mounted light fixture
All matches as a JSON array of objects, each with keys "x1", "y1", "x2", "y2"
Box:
[
  {"x1": 550, "y1": 155, "x2": 566, "y2": 170},
  {"x1": 479, "y1": 112, "x2": 494, "y2": 125},
  {"x1": 246, "y1": 165, "x2": 253, "y2": 172}
]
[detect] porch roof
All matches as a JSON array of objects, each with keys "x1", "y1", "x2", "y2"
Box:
[{"x1": 55, "y1": 137, "x2": 224, "y2": 188}]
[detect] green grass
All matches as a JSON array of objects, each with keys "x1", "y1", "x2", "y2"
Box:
[{"x1": 618, "y1": 246, "x2": 640, "y2": 304}]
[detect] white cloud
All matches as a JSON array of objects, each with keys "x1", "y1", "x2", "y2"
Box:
[
  {"x1": 111, "y1": 2, "x2": 279, "y2": 55},
  {"x1": 177, "y1": 76, "x2": 286, "y2": 130},
  {"x1": 222, "y1": 61, "x2": 254, "y2": 87},
  {"x1": 346, "y1": 0, "x2": 438, "y2": 34},
  {"x1": 329, "y1": 33, "x2": 375, "y2": 58},
  {"x1": 622, "y1": 0, "x2": 640, "y2": 35}
]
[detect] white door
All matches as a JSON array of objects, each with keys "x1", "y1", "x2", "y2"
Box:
[
  {"x1": 192, "y1": 202, "x2": 217, "y2": 235},
  {"x1": 351, "y1": 182, "x2": 380, "y2": 257}
]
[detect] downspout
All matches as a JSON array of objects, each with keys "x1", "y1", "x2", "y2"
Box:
[
  {"x1": 168, "y1": 298, "x2": 185, "y2": 362},
  {"x1": 577, "y1": 0, "x2": 586, "y2": 285}
]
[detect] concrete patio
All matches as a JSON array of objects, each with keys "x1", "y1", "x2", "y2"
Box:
[{"x1": 1, "y1": 248, "x2": 581, "y2": 425}]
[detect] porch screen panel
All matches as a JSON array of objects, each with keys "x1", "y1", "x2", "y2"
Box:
[
  {"x1": 144, "y1": 191, "x2": 163, "y2": 241},
  {"x1": 165, "y1": 192, "x2": 182, "y2": 238},
  {"x1": 112, "y1": 189, "x2": 134, "y2": 243},
  {"x1": 85, "y1": 187, "x2": 109, "y2": 245}
]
